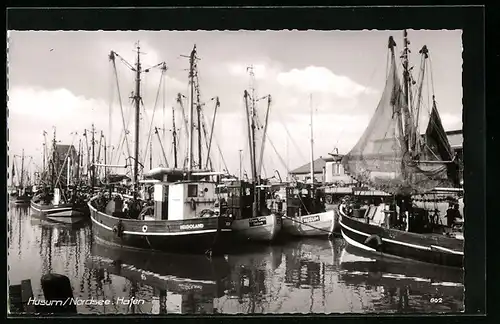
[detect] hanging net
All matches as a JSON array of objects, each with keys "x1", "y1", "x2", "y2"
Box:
[{"x1": 342, "y1": 43, "x2": 458, "y2": 196}]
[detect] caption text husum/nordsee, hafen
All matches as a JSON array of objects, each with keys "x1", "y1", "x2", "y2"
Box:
[{"x1": 27, "y1": 296, "x2": 145, "y2": 307}]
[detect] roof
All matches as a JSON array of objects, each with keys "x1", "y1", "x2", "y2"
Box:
[
  {"x1": 289, "y1": 157, "x2": 326, "y2": 175},
  {"x1": 52, "y1": 144, "x2": 78, "y2": 158},
  {"x1": 326, "y1": 153, "x2": 344, "y2": 162}
]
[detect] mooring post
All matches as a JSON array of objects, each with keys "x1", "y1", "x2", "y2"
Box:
[
  {"x1": 40, "y1": 273, "x2": 77, "y2": 313},
  {"x1": 21, "y1": 279, "x2": 36, "y2": 313}
]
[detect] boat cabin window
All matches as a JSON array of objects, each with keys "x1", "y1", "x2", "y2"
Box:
[
  {"x1": 228, "y1": 188, "x2": 240, "y2": 197},
  {"x1": 188, "y1": 184, "x2": 198, "y2": 198}
]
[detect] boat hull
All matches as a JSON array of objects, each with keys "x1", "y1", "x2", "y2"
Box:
[
  {"x1": 282, "y1": 210, "x2": 336, "y2": 237},
  {"x1": 231, "y1": 214, "x2": 282, "y2": 242},
  {"x1": 30, "y1": 200, "x2": 87, "y2": 224},
  {"x1": 10, "y1": 195, "x2": 32, "y2": 205},
  {"x1": 89, "y1": 201, "x2": 232, "y2": 254},
  {"x1": 339, "y1": 214, "x2": 464, "y2": 268}
]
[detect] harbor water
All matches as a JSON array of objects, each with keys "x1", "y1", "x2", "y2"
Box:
[{"x1": 8, "y1": 204, "x2": 464, "y2": 314}]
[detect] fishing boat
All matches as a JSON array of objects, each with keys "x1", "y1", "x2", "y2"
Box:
[
  {"x1": 30, "y1": 130, "x2": 88, "y2": 224},
  {"x1": 31, "y1": 188, "x2": 87, "y2": 224},
  {"x1": 88, "y1": 44, "x2": 232, "y2": 255},
  {"x1": 339, "y1": 30, "x2": 463, "y2": 268},
  {"x1": 220, "y1": 179, "x2": 281, "y2": 242},
  {"x1": 280, "y1": 95, "x2": 336, "y2": 238},
  {"x1": 219, "y1": 66, "x2": 281, "y2": 242},
  {"x1": 9, "y1": 150, "x2": 34, "y2": 205}
]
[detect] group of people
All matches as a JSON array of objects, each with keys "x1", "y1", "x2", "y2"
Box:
[
  {"x1": 93, "y1": 190, "x2": 153, "y2": 219},
  {"x1": 339, "y1": 195, "x2": 463, "y2": 233}
]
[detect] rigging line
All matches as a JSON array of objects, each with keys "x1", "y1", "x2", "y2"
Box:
[
  {"x1": 111, "y1": 56, "x2": 132, "y2": 161},
  {"x1": 272, "y1": 111, "x2": 308, "y2": 163},
  {"x1": 108, "y1": 62, "x2": 114, "y2": 162},
  {"x1": 429, "y1": 56, "x2": 436, "y2": 97},
  {"x1": 426, "y1": 60, "x2": 431, "y2": 119},
  {"x1": 265, "y1": 136, "x2": 289, "y2": 174},
  {"x1": 54, "y1": 133, "x2": 78, "y2": 188},
  {"x1": 116, "y1": 100, "x2": 135, "y2": 167},
  {"x1": 210, "y1": 132, "x2": 229, "y2": 173},
  {"x1": 386, "y1": 46, "x2": 390, "y2": 81}
]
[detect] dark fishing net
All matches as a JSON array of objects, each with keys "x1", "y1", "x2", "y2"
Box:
[{"x1": 342, "y1": 50, "x2": 457, "y2": 196}]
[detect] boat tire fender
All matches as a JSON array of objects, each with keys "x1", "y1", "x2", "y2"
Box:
[
  {"x1": 112, "y1": 220, "x2": 124, "y2": 238},
  {"x1": 364, "y1": 234, "x2": 382, "y2": 251},
  {"x1": 190, "y1": 198, "x2": 196, "y2": 210},
  {"x1": 142, "y1": 225, "x2": 148, "y2": 233},
  {"x1": 325, "y1": 194, "x2": 333, "y2": 205}
]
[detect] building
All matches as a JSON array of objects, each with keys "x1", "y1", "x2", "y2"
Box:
[
  {"x1": 288, "y1": 150, "x2": 354, "y2": 185},
  {"x1": 288, "y1": 157, "x2": 327, "y2": 183},
  {"x1": 50, "y1": 144, "x2": 79, "y2": 186},
  {"x1": 289, "y1": 130, "x2": 463, "y2": 186},
  {"x1": 323, "y1": 151, "x2": 355, "y2": 185},
  {"x1": 446, "y1": 129, "x2": 463, "y2": 186}
]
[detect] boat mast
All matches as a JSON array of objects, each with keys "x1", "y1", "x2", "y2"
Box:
[
  {"x1": 172, "y1": 105, "x2": 178, "y2": 168},
  {"x1": 309, "y1": 94, "x2": 314, "y2": 185},
  {"x1": 103, "y1": 137, "x2": 107, "y2": 180},
  {"x1": 196, "y1": 91, "x2": 202, "y2": 171},
  {"x1": 77, "y1": 139, "x2": 81, "y2": 183},
  {"x1": 187, "y1": 45, "x2": 196, "y2": 177},
  {"x1": 246, "y1": 65, "x2": 259, "y2": 217},
  {"x1": 91, "y1": 123, "x2": 96, "y2": 193},
  {"x1": 205, "y1": 97, "x2": 220, "y2": 170},
  {"x1": 402, "y1": 29, "x2": 412, "y2": 153},
  {"x1": 248, "y1": 66, "x2": 258, "y2": 184},
  {"x1": 133, "y1": 42, "x2": 142, "y2": 193},
  {"x1": 149, "y1": 140, "x2": 153, "y2": 170},
  {"x1": 244, "y1": 90, "x2": 258, "y2": 217},
  {"x1": 42, "y1": 144, "x2": 45, "y2": 184},
  {"x1": 51, "y1": 128, "x2": 57, "y2": 191},
  {"x1": 20, "y1": 149, "x2": 25, "y2": 189},
  {"x1": 67, "y1": 151, "x2": 71, "y2": 187},
  {"x1": 239, "y1": 149, "x2": 243, "y2": 179}
]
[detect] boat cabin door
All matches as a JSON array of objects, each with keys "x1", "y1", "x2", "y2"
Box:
[{"x1": 53, "y1": 188, "x2": 61, "y2": 205}]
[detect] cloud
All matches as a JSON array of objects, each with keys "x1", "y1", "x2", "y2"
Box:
[
  {"x1": 439, "y1": 113, "x2": 462, "y2": 131},
  {"x1": 8, "y1": 87, "x2": 107, "y2": 121},
  {"x1": 277, "y1": 66, "x2": 377, "y2": 98}
]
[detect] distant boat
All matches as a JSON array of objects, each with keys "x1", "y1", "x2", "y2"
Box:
[
  {"x1": 88, "y1": 44, "x2": 232, "y2": 255},
  {"x1": 30, "y1": 131, "x2": 88, "y2": 224},
  {"x1": 9, "y1": 150, "x2": 34, "y2": 205},
  {"x1": 339, "y1": 30, "x2": 463, "y2": 268},
  {"x1": 31, "y1": 188, "x2": 87, "y2": 224},
  {"x1": 220, "y1": 68, "x2": 281, "y2": 242},
  {"x1": 280, "y1": 183, "x2": 336, "y2": 237},
  {"x1": 280, "y1": 95, "x2": 336, "y2": 238},
  {"x1": 221, "y1": 179, "x2": 281, "y2": 242}
]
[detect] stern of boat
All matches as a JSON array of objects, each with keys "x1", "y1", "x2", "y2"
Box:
[{"x1": 231, "y1": 213, "x2": 282, "y2": 242}]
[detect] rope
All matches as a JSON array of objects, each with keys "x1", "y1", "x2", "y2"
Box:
[
  {"x1": 108, "y1": 62, "x2": 114, "y2": 164},
  {"x1": 141, "y1": 73, "x2": 163, "y2": 166},
  {"x1": 111, "y1": 58, "x2": 132, "y2": 161},
  {"x1": 429, "y1": 56, "x2": 436, "y2": 97}
]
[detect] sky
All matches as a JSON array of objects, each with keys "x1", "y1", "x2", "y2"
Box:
[{"x1": 7, "y1": 30, "x2": 463, "y2": 181}]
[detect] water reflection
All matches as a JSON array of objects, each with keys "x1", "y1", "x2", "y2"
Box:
[
  {"x1": 8, "y1": 206, "x2": 93, "y2": 306},
  {"x1": 337, "y1": 245, "x2": 464, "y2": 313},
  {"x1": 87, "y1": 241, "x2": 231, "y2": 314},
  {"x1": 8, "y1": 205, "x2": 465, "y2": 315}
]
